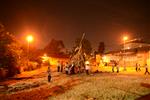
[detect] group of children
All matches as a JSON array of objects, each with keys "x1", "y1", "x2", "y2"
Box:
[
  {"x1": 57, "y1": 61, "x2": 75, "y2": 74},
  {"x1": 47, "y1": 60, "x2": 150, "y2": 82},
  {"x1": 111, "y1": 61, "x2": 150, "y2": 75},
  {"x1": 135, "y1": 63, "x2": 150, "y2": 74},
  {"x1": 57, "y1": 61, "x2": 91, "y2": 75}
]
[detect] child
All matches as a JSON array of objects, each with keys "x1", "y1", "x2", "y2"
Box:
[
  {"x1": 47, "y1": 66, "x2": 51, "y2": 82},
  {"x1": 85, "y1": 61, "x2": 90, "y2": 75},
  {"x1": 116, "y1": 63, "x2": 119, "y2": 73},
  {"x1": 57, "y1": 61, "x2": 61, "y2": 72},
  {"x1": 65, "y1": 62, "x2": 69, "y2": 74},
  {"x1": 144, "y1": 64, "x2": 150, "y2": 75}
]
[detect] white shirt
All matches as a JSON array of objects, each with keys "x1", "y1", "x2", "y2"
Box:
[
  {"x1": 85, "y1": 64, "x2": 90, "y2": 70},
  {"x1": 57, "y1": 62, "x2": 61, "y2": 67}
]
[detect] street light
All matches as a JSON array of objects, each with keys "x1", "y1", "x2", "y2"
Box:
[
  {"x1": 123, "y1": 36, "x2": 128, "y2": 71},
  {"x1": 27, "y1": 35, "x2": 33, "y2": 43},
  {"x1": 26, "y1": 35, "x2": 33, "y2": 66},
  {"x1": 123, "y1": 36, "x2": 128, "y2": 42}
]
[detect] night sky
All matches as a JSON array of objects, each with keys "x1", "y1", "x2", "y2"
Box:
[{"x1": 0, "y1": 0, "x2": 149, "y2": 51}]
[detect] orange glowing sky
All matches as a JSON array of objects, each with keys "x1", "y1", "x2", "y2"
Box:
[{"x1": 0, "y1": 0, "x2": 149, "y2": 50}]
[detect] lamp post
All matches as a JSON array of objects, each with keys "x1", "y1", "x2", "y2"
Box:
[
  {"x1": 123, "y1": 36, "x2": 128, "y2": 71},
  {"x1": 26, "y1": 35, "x2": 33, "y2": 66}
]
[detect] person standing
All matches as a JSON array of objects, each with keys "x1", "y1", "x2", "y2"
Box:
[
  {"x1": 60, "y1": 61, "x2": 64, "y2": 72},
  {"x1": 116, "y1": 63, "x2": 119, "y2": 73},
  {"x1": 57, "y1": 61, "x2": 61, "y2": 72},
  {"x1": 135, "y1": 63, "x2": 138, "y2": 72},
  {"x1": 65, "y1": 62, "x2": 69, "y2": 74},
  {"x1": 144, "y1": 64, "x2": 150, "y2": 75},
  {"x1": 68, "y1": 63, "x2": 71, "y2": 75},
  {"x1": 47, "y1": 66, "x2": 51, "y2": 82},
  {"x1": 71, "y1": 62, "x2": 75, "y2": 74},
  {"x1": 85, "y1": 61, "x2": 90, "y2": 75},
  {"x1": 78, "y1": 61, "x2": 82, "y2": 73},
  {"x1": 112, "y1": 61, "x2": 116, "y2": 72},
  {"x1": 138, "y1": 64, "x2": 141, "y2": 71}
]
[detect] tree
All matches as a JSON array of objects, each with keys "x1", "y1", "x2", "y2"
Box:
[
  {"x1": 74, "y1": 38, "x2": 92, "y2": 55},
  {"x1": 0, "y1": 25, "x2": 26, "y2": 76},
  {"x1": 69, "y1": 37, "x2": 92, "y2": 72},
  {"x1": 44, "y1": 39, "x2": 65, "y2": 56},
  {"x1": 98, "y1": 42, "x2": 105, "y2": 55}
]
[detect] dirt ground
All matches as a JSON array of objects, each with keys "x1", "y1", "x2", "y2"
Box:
[
  {"x1": 0, "y1": 66, "x2": 150, "y2": 100},
  {"x1": 0, "y1": 66, "x2": 83, "y2": 100}
]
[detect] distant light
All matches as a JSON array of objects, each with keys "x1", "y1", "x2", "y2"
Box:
[
  {"x1": 44, "y1": 53, "x2": 47, "y2": 57},
  {"x1": 123, "y1": 36, "x2": 128, "y2": 41},
  {"x1": 42, "y1": 54, "x2": 49, "y2": 62},
  {"x1": 102, "y1": 56, "x2": 109, "y2": 62},
  {"x1": 27, "y1": 35, "x2": 33, "y2": 42},
  {"x1": 127, "y1": 47, "x2": 130, "y2": 49},
  {"x1": 85, "y1": 61, "x2": 90, "y2": 65},
  {"x1": 102, "y1": 56, "x2": 107, "y2": 60}
]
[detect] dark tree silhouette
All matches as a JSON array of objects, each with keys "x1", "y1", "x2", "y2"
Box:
[
  {"x1": 98, "y1": 42, "x2": 105, "y2": 55},
  {"x1": 74, "y1": 38, "x2": 92, "y2": 55},
  {"x1": 44, "y1": 39, "x2": 65, "y2": 56},
  {"x1": 0, "y1": 24, "x2": 26, "y2": 76}
]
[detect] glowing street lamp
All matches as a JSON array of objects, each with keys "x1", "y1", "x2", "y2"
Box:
[
  {"x1": 123, "y1": 36, "x2": 128, "y2": 71},
  {"x1": 123, "y1": 36, "x2": 128, "y2": 41},
  {"x1": 26, "y1": 35, "x2": 33, "y2": 65},
  {"x1": 27, "y1": 35, "x2": 33, "y2": 43}
]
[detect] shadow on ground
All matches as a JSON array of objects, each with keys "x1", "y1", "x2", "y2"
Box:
[{"x1": 136, "y1": 83, "x2": 150, "y2": 100}]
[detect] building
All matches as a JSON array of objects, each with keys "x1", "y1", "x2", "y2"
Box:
[
  {"x1": 123, "y1": 38, "x2": 150, "y2": 50},
  {"x1": 101, "y1": 38, "x2": 150, "y2": 67}
]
